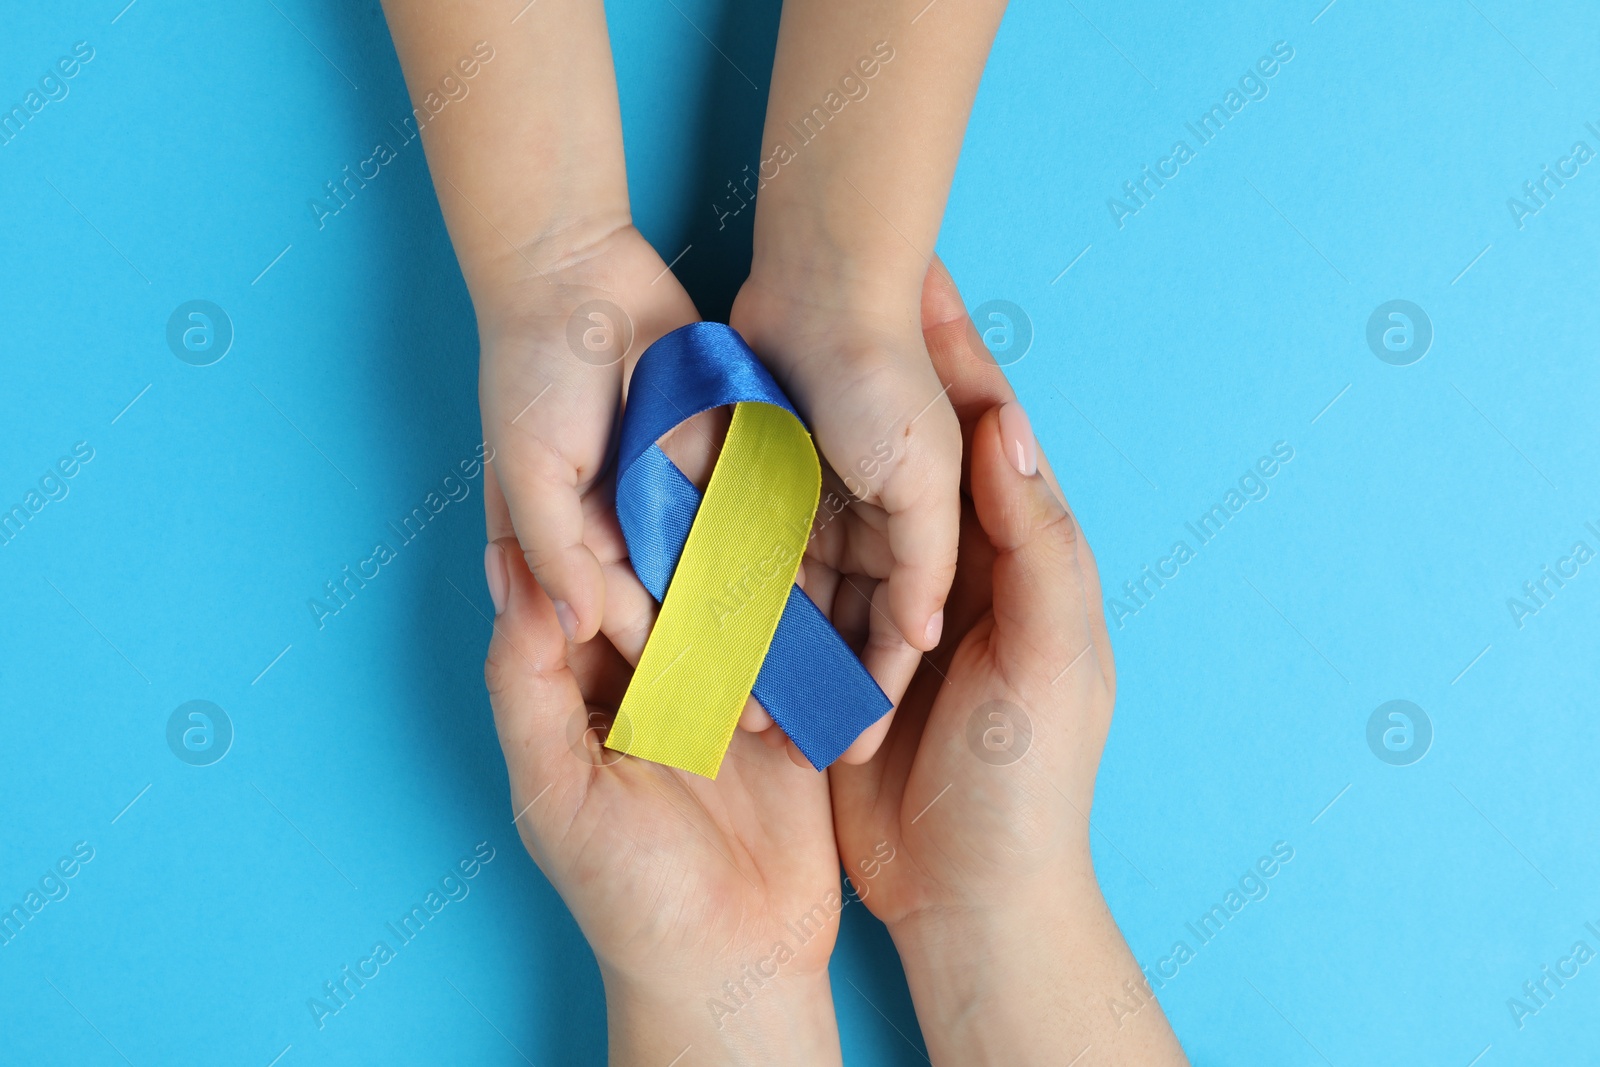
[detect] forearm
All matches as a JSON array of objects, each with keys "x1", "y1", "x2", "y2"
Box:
[
  {"x1": 379, "y1": 0, "x2": 631, "y2": 307},
  {"x1": 889, "y1": 874, "x2": 1187, "y2": 1066},
  {"x1": 748, "y1": 0, "x2": 1008, "y2": 309},
  {"x1": 604, "y1": 967, "x2": 843, "y2": 1067}
]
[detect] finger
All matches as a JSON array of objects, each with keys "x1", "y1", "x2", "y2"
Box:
[
  {"x1": 826, "y1": 570, "x2": 875, "y2": 654},
  {"x1": 482, "y1": 536, "x2": 584, "y2": 819},
  {"x1": 785, "y1": 736, "x2": 814, "y2": 770},
  {"x1": 739, "y1": 695, "x2": 774, "y2": 732},
  {"x1": 881, "y1": 396, "x2": 962, "y2": 652},
  {"x1": 494, "y1": 416, "x2": 607, "y2": 645},
  {"x1": 834, "y1": 575, "x2": 921, "y2": 764},
  {"x1": 579, "y1": 467, "x2": 630, "y2": 568},
  {"x1": 1068, "y1": 513, "x2": 1116, "y2": 703},
  {"x1": 827, "y1": 498, "x2": 896, "y2": 579},
  {"x1": 969, "y1": 404, "x2": 1096, "y2": 676},
  {"x1": 921, "y1": 257, "x2": 1070, "y2": 513},
  {"x1": 920, "y1": 256, "x2": 1017, "y2": 428},
  {"x1": 597, "y1": 559, "x2": 657, "y2": 666},
  {"x1": 482, "y1": 458, "x2": 515, "y2": 541},
  {"x1": 576, "y1": 462, "x2": 665, "y2": 668}
]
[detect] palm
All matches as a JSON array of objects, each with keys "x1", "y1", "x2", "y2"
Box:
[
  {"x1": 826, "y1": 292, "x2": 1118, "y2": 927},
  {"x1": 492, "y1": 561, "x2": 841, "y2": 984},
  {"x1": 828, "y1": 501, "x2": 1098, "y2": 923}
]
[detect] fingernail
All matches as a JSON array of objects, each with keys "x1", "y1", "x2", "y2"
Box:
[
  {"x1": 999, "y1": 402, "x2": 1037, "y2": 477},
  {"x1": 484, "y1": 543, "x2": 508, "y2": 616},
  {"x1": 924, "y1": 610, "x2": 944, "y2": 647},
  {"x1": 552, "y1": 599, "x2": 578, "y2": 642}
]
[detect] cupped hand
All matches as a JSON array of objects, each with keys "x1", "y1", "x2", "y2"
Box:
[
  {"x1": 477, "y1": 223, "x2": 698, "y2": 646},
  {"x1": 828, "y1": 258, "x2": 1116, "y2": 926},
  {"x1": 480, "y1": 503, "x2": 846, "y2": 1061},
  {"x1": 730, "y1": 270, "x2": 963, "y2": 762}
]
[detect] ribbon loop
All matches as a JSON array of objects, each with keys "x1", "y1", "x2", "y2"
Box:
[{"x1": 609, "y1": 323, "x2": 891, "y2": 778}]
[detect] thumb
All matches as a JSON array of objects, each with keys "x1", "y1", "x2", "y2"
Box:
[
  {"x1": 483, "y1": 536, "x2": 584, "y2": 813},
  {"x1": 970, "y1": 404, "x2": 1096, "y2": 673}
]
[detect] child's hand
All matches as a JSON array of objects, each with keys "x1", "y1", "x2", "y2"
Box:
[
  {"x1": 729, "y1": 269, "x2": 962, "y2": 763},
  {"x1": 480, "y1": 513, "x2": 846, "y2": 1065},
  {"x1": 477, "y1": 224, "x2": 698, "y2": 646}
]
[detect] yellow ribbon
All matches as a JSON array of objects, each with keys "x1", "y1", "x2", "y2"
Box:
[{"x1": 608, "y1": 401, "x2": 821, "y2": 778}]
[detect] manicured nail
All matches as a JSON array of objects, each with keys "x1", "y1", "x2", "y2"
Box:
[
  {"x1": 924, "y1": 610, "x2": 944, "y2": 647},
  {"x1": 552, "y1": 599, "x2": 578, "y2": 641},
  {"x1": 484, "y1": 543, "x2": 508, "y2": 616},
  {"x1": 999, "y1": 401, "x2": 1038, "y2": 477}
]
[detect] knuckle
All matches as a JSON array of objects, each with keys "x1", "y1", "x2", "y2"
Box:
[
  {"x1": 483, "y1": 646, "x2": 513, "y2": 702},
  {"x1": 1038, "y1": 503, "x2": 1080, "y2": 548}
]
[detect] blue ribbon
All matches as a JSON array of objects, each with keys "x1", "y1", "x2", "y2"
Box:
[{"x1": 615, "y1": 322, "x2": 891, "y2": 769}]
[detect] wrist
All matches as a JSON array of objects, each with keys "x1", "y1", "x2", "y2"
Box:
[
  {"x1": 730, "y1": 260, "x2": 924, "y2": 367},
  {"x1": 886, "y1": 872, "x2": 1109, "y2": 1064},
  {"x1": 603, "y1": 964, "x2": 842, "y2": 1067},
  {"x1": 745, "y1": 195, "x2": 930, "y2": 318},
  {"x1": 463, "y1": 208, "x2": 635, "y2": 327}
]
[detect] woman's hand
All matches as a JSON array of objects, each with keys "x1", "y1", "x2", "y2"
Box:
[
  {"x1": 826, "y1": 261, "x2": 1189, "y2": 1065},
  {"x1": 480, "y1": 505, "x2": 846, "y2": 1065}
]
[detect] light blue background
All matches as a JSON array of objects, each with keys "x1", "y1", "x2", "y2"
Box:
[{"x1": 3, "y1": 0, "x2": 1597, "y2": 1064}]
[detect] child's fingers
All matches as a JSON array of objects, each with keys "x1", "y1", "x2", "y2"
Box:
[
  {"x1": 494, "y1": 422, "x2": 606, "y2": 645},
  {"x1": 824, "y1": 567, "x2": 874, "y2": 653},
  {"x1": 739, "y1": 697, "x2": 774, "y2": 732},
  {"x1": 834, "y1": 575, "x2": 921, "y2": 764},
  {"x1": 881, "y1": 397, "x2": 963, "y2": 653},
  {"x1": 596, "y1": 558, "x2": 658, "y2": 667}
]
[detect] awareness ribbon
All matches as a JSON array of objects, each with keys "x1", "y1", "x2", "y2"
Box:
[{"x1": 607, "y1": 322, "x2": 891, "y2": 778}]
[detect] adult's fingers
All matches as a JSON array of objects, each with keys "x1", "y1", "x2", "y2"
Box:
[
  {"x1": 482, "y1": 458, "x2": 515, "y2": 541},
  {"x1": 482, "y1": 536, "x2": 585, "y2": 828},
  {"x1": 919, "y1": 256, "x2": 1106, "y2": 678},
  {"x1": 920, "y1": 257, "x2": 1072, "y2": 511},
  {"x1": 968, "y1": 406, "x2": 1097, "y2": 682},
  {"x1": 920, "y1": 256, "x2": 1015, "y2": 431}
]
